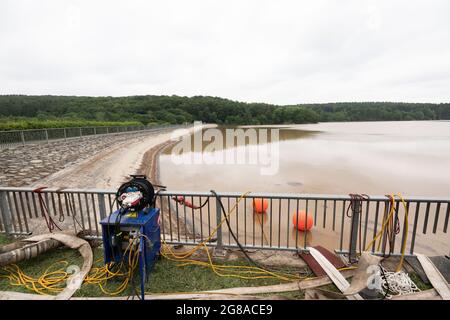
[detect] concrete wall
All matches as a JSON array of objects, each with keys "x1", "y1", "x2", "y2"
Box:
[{"x1": 0, "y1": 130, "x2": 166, "y2": 187}]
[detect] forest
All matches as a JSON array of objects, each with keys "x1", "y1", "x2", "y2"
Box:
[{"x1": 0, "y1": 95, "x2": 449, "y2": 130}]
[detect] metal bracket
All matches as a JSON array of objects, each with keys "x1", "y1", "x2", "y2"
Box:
[
  {"x1": 213, "y1": 247, "x2": 227, "y2": 257},
  {"x1": 296, "y1": 248, "x2": 310, "y2": 255}
]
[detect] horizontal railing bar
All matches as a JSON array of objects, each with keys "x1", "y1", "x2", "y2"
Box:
[
  {"x1": 335, "y1": 249, "x2": 417, "y2": 259},
  {"x1": 0, "y1": 124, "x2": 185, "y2": 149},
  {"x1": 1, "y1": 186, "x2": 447, "y2": 258},
  {"x1": 0, "y1": 187, "x2": 117, "y2": 194},
  {"x1": 0, "y1": 231, "x2": 32, "y2": 236},
  {"x1": 80, "y1": 235, "x2": 316, "y2": 252},
  {"x1": 0, "y1": 124, "x2": 173, "y2": 134},
  {"x1": 0, "y1": 187, "x2": 449, "y2": 203}
]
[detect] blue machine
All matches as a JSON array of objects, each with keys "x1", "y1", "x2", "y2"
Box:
[{"x1": 100, "y1": 207, "x2": 161, "y2": 300}]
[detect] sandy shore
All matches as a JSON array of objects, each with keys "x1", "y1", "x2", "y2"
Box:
[{"x1": 36, "y1": 125, "x2": 208, "y2": 190}]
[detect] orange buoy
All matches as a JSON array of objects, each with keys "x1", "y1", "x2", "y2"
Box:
[
  {"x1": 253, "y1": 198, "x2": 268, "y2": 213},
  {"x1": 292, "y1": 210, "x2": 313, "y2": 231}
]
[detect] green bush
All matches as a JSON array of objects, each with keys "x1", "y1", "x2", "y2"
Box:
[{"x1": 0, "y1": 118, "x2": 144, "y2": 131}]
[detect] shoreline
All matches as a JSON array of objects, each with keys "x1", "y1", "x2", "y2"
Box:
[
  {"x1": 138, "y1": 123, "x2": 217, "y2": 188},
  {"x1": 137, "y1": 138, "x2": 177, "y2": 186}
]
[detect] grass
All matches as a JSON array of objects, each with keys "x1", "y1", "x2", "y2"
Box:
[
  {"x1": 0, "y1": 245, "x2": 295, "y2": 298},
  {"x1": 409, "y1": 272, "x2": 433, "y2": 291},
  {"x1": 0, "y1": 234, "x2": 10, "y2": 245},
  {"x1": 0, "y1": 235, "x2": 432, "y2": 299}
]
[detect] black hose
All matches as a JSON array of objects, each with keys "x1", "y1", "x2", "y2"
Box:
[
  {"x1": 211, "y1": 190, "x2": 308, "y2": 276},
  {"x1": 210, "y1": 190, "x2": 267, "y2": 270},
  {"x1": 211, "y1": 190, "x2": 300, "y2": 278}
]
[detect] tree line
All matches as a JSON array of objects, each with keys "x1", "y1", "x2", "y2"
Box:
[{"x1": 0, "y1": 95, "x2": 449, "y2": 130}]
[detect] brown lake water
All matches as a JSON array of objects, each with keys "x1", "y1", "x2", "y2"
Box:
[{"x1": 159, "y1": 121, "x2": 450, "y2": 255}]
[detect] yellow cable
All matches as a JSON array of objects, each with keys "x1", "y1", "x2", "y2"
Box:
[
  {"x1": 1, "y1": 238, "x2": 142, "y2": 296},
  {"x1": 4, "y1": 191, "x2": 369, "y2": 295},
  {"x1": 395, "y1": 194, "x2": 408, "y2": 272},
  {"x1": 159, "y1": 192, "x2": 309, "y2": 282},
  {"x1": 166, "y1": 191, "x2": 251, "y2": 260},
  {"x1": 364, "y1": 193, "x2": 408, "y2": 272}
]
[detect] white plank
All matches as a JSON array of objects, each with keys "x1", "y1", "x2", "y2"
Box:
[
  {"x1": 309, "y1": 247, "x2": 363, "y2": 300},
  {"x1": 416, "y1": 254, "x2": 450, "y2": 300}
]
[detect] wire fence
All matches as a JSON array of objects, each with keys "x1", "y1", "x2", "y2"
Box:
[
  {"x1": 0, "y1": 187, "x2": 448, "y2": 258},
  {"x1": 0, "y1": 124, "x2": 185, "y2": 149}
]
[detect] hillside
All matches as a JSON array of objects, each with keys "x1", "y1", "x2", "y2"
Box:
[{"x1": 0, "y1": 95, "x2": 449, "y2": 130}]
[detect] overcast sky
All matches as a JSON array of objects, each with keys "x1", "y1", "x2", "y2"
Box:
[{"x1": 1, "y1": 0, "x2": 449, "y2": 104}]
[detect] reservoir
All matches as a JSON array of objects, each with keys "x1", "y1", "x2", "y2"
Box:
[{"x1": 160, "y1": 121, "x2": 450, "y2": 255}]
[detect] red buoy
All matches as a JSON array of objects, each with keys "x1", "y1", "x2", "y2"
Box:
[
  {"x1": 253, "y1": 198, "x2": 268, "y2": 214},
  {"x1": 292, "y1": 210, "x2": 313, "y2": 231}
]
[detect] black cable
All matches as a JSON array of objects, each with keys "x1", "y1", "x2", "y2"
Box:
[
  {"x1": 128, "y1": 242, "x2": 143, "y2": 301},
  {"x1": 107, "y1": 206, "x2": 125, "y2": 262},
  {"x1": 346, "y1": 194, "x2": 369, "y2": 257},
  {"x1": 128, "y1": 234, "x2": 156, "y2": 301},
  {"x1": 211, "y1": 190, "x2": 262, "y2": 269},
  {"x1": 379, "y1": 259, "x2": 391, "y2": 300},
  {"x1": 171, "y1": 196, "x2": 210, "y2": 210},
  {"x1": 211, "y1": 190, "x2": 310, "y2": 277},
  {"x1": 130, "y1": 273, "x2": 142, "y2": 300},
  {"x1": 153, "y1": 187, "x2": 166, "y2": 209},
  {"x1": 380, "y1": 196, "x2": 401, "y2": 259},
  {"x1": 209, "y1": 190, "x2": 304, "y2": 278},
  {"x1": 105, "y1": 197, "x2": 122, "y2": 263},
  {"x1": 113, "y1": 208, "x2": 126, "y2": 259},
  {"x1": 64, "y1": 193, "x2": 84, "y2": 232},
  {"x1": 106, "y1": 209, "x2": 115, "y2": 261}
]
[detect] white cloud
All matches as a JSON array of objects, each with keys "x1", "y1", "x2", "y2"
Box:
[{"x1": 0, "y1": 0, "x2": 449, "y2": 103}]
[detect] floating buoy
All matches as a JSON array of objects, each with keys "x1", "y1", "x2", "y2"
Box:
[
  {"x1": 292, "y1": 210, "x2": 313, "y2": 231},
  {"x1": 253, "y1": 198, "x2": 268, "y2": 213}
]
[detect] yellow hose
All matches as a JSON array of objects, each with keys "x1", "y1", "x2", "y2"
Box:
[
  {"x1": 160, "y1": 191, "x2": 313, "y2": 282},
  {"x1": 364, "y1": 193, "x2": 409, "y2": 272}
]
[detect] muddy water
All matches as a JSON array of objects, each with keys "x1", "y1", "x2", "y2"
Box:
[{"x1": 159, "y1": 121, "x2": 450, "y2": 255}]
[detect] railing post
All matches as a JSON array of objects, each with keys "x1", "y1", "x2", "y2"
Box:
[
  {"x1": 0, "y1": 191, "x2": 13, "y2": 235},
  {"x1": 80, "y1": 127, "x2": 82, "y2": 137},
  {"x1": 348, "y1": 201, "x2": 361, "y2": 263},
  {"x1": 64, "y1": 128, "x2": 67, "y2": 142},
  {"x1": 215, "y1": 194, "x2": 224, "y2": 254},
  {"x1": 45, "y1": 129, "x2": 49, "y2": 145},
  {"x1": 94, "y1": 127, "x2": 97, "y2": 135},
  {"x1": 98, "y1": 194, "x2": 107, "y2": 220},
  {"x1": 20, "y1": 131, "x2": 25, "y2": 147}
]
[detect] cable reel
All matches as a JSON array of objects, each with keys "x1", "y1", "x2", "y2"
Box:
[{"x1": 116, "y1": 175, "x2": 155, "y2": 213}]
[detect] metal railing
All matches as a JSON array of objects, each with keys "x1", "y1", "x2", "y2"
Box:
[
  {"x1": 0, "y1": 124, "x2": 184, "y2": 149},
  {"x1": 0, "y1": 187, "x2": 448, "y2": 258}
]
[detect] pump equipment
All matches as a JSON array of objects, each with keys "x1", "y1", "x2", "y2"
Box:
[{"x1": 100, "y1": 175, "x2": 161, "y2": 300}]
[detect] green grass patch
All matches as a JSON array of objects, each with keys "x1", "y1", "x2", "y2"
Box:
[
  {"x1": 409, "y1": 272, "x2": 433, "y2": 291},
  {"x1": 0, "y1": 246, "x2": 298, "y2": 298},
  {"x1": 1, "y1": 241, "x2": 432, "y2": 300},
  {"x1": 0, "y1": 234, "x2": 12, "y2": 245}
]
